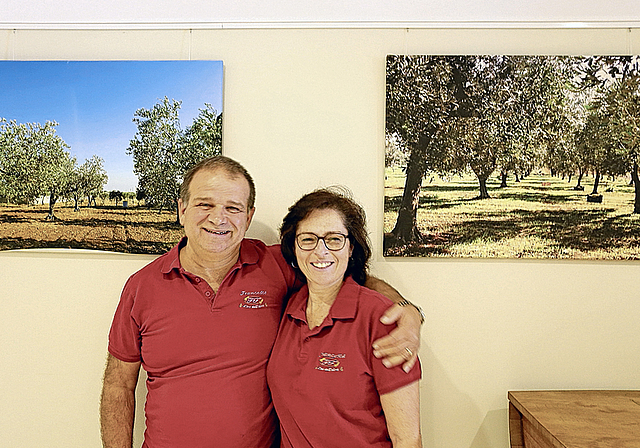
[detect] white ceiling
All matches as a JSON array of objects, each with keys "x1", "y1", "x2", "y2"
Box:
[{"x1": 1, "y1": 0, "x2": 639, "y2": 28}]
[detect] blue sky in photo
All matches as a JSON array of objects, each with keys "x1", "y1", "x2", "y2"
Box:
[{"x1": 0, "y1": 60, "x2": 224, "y2": 191}]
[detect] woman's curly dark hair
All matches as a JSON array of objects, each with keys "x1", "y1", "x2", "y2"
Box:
[{"x1": 280, "y1": 187, "x2": 371, "y2": 285}]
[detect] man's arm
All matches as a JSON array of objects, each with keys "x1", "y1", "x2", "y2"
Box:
[
  {"x1": 100, "y1": 353, "x2": 141, "y2": 448},
  {"x1": 365, "y1": 275, "x2": 423, "y2": 373}
]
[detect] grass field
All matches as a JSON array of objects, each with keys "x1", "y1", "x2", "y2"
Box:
[
  {"x1": 384, "y1": 167, "x2": 640, "y2": 259},
  {"x1": 0, "y1": 204, "x2": 184, "y2": 254}
]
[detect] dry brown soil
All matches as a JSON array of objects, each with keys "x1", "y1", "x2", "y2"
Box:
[{"x1": 1, "y1": 204, "x2": 184, "y2": 254}]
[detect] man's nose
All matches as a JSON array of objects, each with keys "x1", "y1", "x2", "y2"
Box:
[{"x1": 208, "y1": 207, "x2": 227, "y2": 225}]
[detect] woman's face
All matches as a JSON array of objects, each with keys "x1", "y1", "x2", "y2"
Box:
[{"x1": 295, "y1": 208, "x2": 352, "y2": 290}]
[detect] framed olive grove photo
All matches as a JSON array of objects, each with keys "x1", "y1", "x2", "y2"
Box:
[
  {"x1": 384, "y1": 55, "x2": 640, "y2": 259},
  {"x1": 0, "y1": 60, "x2": 223, "y2": 254}
]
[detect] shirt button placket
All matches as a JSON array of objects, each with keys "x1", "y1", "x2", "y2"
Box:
[
  {"x1": 194, "y1": 276, "x2": 215, "y2": 308},
  {"x1": 299, "y1": 330, "x2": 310, "y2": 362},
  {"x1": 204, "y1": 289, "x2": 215, "y2": 308}
]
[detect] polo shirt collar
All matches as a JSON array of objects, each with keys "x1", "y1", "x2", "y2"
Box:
[
  {"x1": 288, "y1": 276, "x2": 360, "y2": 325},
  {"x1": 160, "y1": 237, "x2": 261, "y2": 275},
  {"x1": 237, "y1": 238, "x2": 261, "y2": 266},
  {"x1": 160, "y1": 237, "x2": 186, "y2": 274}
]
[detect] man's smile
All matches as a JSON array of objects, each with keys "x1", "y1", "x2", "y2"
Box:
[{"x1": 203, "y1": 228, "x2": 231, "y2": 235}]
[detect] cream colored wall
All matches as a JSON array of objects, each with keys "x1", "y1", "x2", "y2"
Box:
[{"x1": 1, "y1": 28, "x2": 639, "y2": 448}]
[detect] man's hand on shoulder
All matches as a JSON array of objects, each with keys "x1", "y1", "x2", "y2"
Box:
[{"x1": 365, "y1": 276, "x2": 423, "y2": 373}]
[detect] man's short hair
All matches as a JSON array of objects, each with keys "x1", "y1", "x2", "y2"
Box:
[{"x1": 180, "y1": 156, "x2": 256, "y2": 209}]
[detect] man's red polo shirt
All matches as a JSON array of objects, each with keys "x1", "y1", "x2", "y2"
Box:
[
  {"x1": 266, "y1": 277, "x2": 421, "y2": 448},
  {"x1": 108, "y1": 238, "x2": 296, "y2": 448}
]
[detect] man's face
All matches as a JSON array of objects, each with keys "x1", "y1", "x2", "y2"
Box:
[{"x1": 178, "y1": 168, "x2": 255, "y2": 257}]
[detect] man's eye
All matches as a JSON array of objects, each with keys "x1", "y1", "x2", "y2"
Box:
[{"x1": 227, "y1": 207, "x2": 241, "y2": 213}]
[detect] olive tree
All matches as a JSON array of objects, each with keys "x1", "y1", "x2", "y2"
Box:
[
  {"x1": 385, "y1": 55, "x2": 569, "y2": 246},
  {"x1": 0, "y1": 119, "x2": 74, "y2": 219},
  {"x1": 69, "y1": 155, "x2": 108, "y2": 210},
  {"x1": 127, "y1": 98, "x2": 223, "y2": 223}
]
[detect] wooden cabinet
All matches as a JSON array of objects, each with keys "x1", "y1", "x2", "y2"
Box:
[{"x1": 508, "y1": 390, "x2": 640, "y2": 448}]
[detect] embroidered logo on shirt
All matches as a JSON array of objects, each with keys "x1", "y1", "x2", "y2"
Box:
[
  {"x1": 315, "y1": 352, "x2": 345, "y2": 372},
  {"x1": 239, "y1": 290, "x2": 268, "y2": 309}
]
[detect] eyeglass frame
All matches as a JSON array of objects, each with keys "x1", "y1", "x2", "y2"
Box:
[{"x1": 295, "y1": 232, "x2": 349, "y2": 251}]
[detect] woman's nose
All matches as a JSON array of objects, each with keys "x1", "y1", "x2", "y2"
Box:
[{"x1": 314, "y1": 238, "x2": 330, "y2": 254}]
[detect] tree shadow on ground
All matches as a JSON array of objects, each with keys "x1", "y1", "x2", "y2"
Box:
[
  {"x1": 385, "y1": 208, "x2": 640, "y2": 258},
  {"x1": 494, "y1": 191, "x2": 579, "y2": 204},
  {"x1": 0, "y1": 214, "x2": 33, "y2": 224},
  {"x1": 0, "y1": 205, "x2": 182, "y2": 232},
  {"x1": 385, "y1": 187, "x2": 582, "y2": 214},
  {"x1": 61, "y1": 215, "x2": 182, "y2": 232},
  {"x1": 385, "y1": 195, "x2": 457, "y2": 212},
  {"x1": 0, "y1": 236, "x2": 178, "y2": 254},
  {"x1": 420, "y1": 184, "x2": 481, "y2": 193}
]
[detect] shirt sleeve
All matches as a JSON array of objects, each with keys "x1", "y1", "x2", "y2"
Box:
[
  {"x1": 368, "y1": 300, "x2": 422, "y2": 396},
  {"x1": 107, "y1": 275, "x2": 143, "y2": 363},
  {"x1": 266, "y1": 243, "x2": 300, "y2": 290}
]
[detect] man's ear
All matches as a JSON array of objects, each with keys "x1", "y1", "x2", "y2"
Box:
[
  {"x1": 246, "y1": 207, "x2": 256, "y2": 228},
  {"x1": 177, "y1": 198, "x2": 187, "y2": 225}
]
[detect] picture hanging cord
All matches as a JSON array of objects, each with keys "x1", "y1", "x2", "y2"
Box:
[{"x1": 12, "y1": 29, "x2": 16, "y2": 61}]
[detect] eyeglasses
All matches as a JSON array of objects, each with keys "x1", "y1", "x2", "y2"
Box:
[{"x1": 295, "y1": 232, "x2": 348, "y2": 251}]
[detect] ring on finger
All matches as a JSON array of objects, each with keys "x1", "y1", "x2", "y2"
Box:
[{"x1": 404, "y1": 347, "x2": 413, "y2": 358}]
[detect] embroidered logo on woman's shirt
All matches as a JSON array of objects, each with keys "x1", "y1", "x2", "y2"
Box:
[{"x1": 315, "y1": 352, "x2": 345, "y2": 372}]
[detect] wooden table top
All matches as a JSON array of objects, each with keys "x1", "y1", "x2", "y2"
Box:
[{"x1": 508, "y1": 390, "x2": 640, "y2": 448}]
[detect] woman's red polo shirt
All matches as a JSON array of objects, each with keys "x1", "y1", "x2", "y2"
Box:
[{"x1": 266, "y1": 277, "x2": 421, "y2": 448}]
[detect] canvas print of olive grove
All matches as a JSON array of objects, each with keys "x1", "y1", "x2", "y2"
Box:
[
  {"x1": 384, "y1": 55, "x2": 640, "y2": 259},
  {"x1": 0, "y1": 60, "x2": 223, "y2": 254}
]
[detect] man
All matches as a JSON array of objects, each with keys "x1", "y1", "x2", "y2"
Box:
[{"x1": 100, "y1": 156, "x2": 422, "y2": 448}]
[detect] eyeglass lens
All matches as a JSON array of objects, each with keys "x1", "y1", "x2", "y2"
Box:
[{"x1": 296, "y1": 233, "x2": 347, "y2": 251}]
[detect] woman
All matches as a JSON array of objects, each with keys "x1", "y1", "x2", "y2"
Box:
[{"x1": 267, "y1": 187, "x2": 422, "y2": 448}]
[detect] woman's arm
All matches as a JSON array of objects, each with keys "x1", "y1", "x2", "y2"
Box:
[{"x1": 380, "y1": 381, "x2": 422, "y2": 448}]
